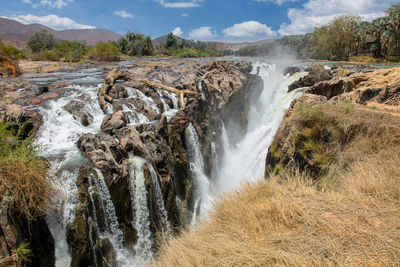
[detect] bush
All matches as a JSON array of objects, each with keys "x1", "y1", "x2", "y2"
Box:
[
  {"x1": 27, "y1": 30, "x2": 55, "y2": 53},
  {"x1": 88, "y1": 41, "x2": 120, "y2": 61},
  {"x1": 0, "y1": 41, "x2": 24, "y2": 60},
  {"x1": 116, "y1": 32, "x2": 154, "y2": 56},
  {"x1": 0, "y1": 122, "x2": 51, "y2": 221}
]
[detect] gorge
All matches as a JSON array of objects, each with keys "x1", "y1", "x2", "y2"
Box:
[{"x1": 1, "y1": 57, "x2": 400, "y2": 266}]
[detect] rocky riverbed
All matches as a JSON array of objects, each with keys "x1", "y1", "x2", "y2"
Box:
[{"x1": 0, "y1": 58, "x2": 263, "y2": 266}]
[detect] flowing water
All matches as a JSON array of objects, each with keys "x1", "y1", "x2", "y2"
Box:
[
  {"x1": 149, "y1": 164, "x2": 171, "y2": 236},
  {"x1": 215, "y1": 62, "x2": 306, "y2": 193},
  {"x1": 185, "y1": 123, "x2": 214, "y2": 220},
  {"x1": 33, "y1": 79, "x2": 105, "y2": 266},
  {"x1": 29, "y1": 59, "x2": 305, "y2": 266},
  {"x1": 127, "y1": 155, "x2": 153, "y2": 264}
]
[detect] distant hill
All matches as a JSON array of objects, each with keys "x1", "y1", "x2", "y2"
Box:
[
  {"x1": 152, "y1": 33, "x2": 277, "y2": 51},
  {"x1": 207, "y1": 39, "x2": 277, "y2": 51},
  {"x1": 152, "y1": 34, "x2": 184, "y2": 47},
  {"x1": 0, "y1": 17, "x2": 120, "y2": 49}
]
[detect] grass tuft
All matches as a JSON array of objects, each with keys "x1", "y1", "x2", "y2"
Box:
[{"x1": 0, "y1": 122, "x2": 51, "y2": 222}]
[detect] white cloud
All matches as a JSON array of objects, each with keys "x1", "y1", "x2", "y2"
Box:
[
  {"x1": 279, "y1": 0, "x2": 398, "y2": 35},
  {"x1": 254, "y1": 0, "x2": 298, "y2": 5},
  {"x1": 3, "y1": 14, "x2": 95, "y2": 30},
  {"x1": 172, "y1": 27, "x2": 183, "y2": 36},
  {"x1": 113, "y1": 10, "x2": 134, "y2": 19},
  {"x1": 21, "y1": 0, "x2": 73, "y2": 8},
  {"x1": 181, "y1": 13, "x2": 189, "y2": 17},
  {"x1": 155, "y1": 0, "x2": 203, "y2": 8},
  {"x1": 223, "y1": 21, "x2": 277, "y2": 40},
  {"x1": 188, "y1": 26, "x2": 216, "y2": 40}
]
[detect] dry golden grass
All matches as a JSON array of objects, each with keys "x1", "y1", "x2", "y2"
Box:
[
  {"x1": 0, "y1": 122, "x2": 51, "y2": 222},
  {"x1": 152, "y1": 155, "x2": 400, "y2": 267}
]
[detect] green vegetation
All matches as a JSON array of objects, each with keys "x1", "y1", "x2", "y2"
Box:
[
  {"x1": 116, "y1": 32, "x2": 154, "y2": 56},
  {"x1": 88, "y1": 41, "x2": 120, "y2": 61},
  {"x1": 157, "y1": 32, "x2": 221, "y2": 58},
  {"x1": 26, "y1": 30, "x2": 89, "y2": 62},
  {"x1": 237, "y1": 3, "x2": 400, "y2": 61},
  {"x1": 27, "y1": 30, "x2": 55, "y2": 54},
  {"x1": 44, "y1": 40, "x2": 89, "y2": 62},
  {"x1": 165, "y1": 32, "x2": 178, "y2": 50},
  {"x1": 0, "y1": 122, "x2": 51, "y2": 222},
  {"x1": 12, "y1": 240, "x2": 32, "y2": 265},
  {"x1": 0, "y1": 39, "x2": 24, "y2": 60},
  {"x1": 22, "y1": 29, "x2": 220, "y2": 61}
]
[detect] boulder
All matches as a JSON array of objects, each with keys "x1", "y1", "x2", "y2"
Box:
[
  {"x1": 64, "y1": 97, "x2": 94, "y2": 126},
  {"x1": 0, "y1": 52, "x2": 20, "y2": 77},
  {"x1": 101, "y1": 110, "x2": 126, "y2": 135},
  {"x1": 288, "y1": 63, "x2": 333, "y2": 92}
]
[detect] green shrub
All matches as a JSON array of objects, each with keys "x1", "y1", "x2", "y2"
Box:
[
  {"x1": 0, "y1": 40, "x2": 24, "y2": 60},
  {"x1": 27, "y1": 30, "x2": 55, "y2": 53},
  {"x1": 88, "y1": 41, "x2": 120, "y2": 61}
]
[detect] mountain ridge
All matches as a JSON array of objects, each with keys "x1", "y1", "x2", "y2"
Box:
[{"x1": 0, "y1": 17, "x2": 120, "y2": 49}]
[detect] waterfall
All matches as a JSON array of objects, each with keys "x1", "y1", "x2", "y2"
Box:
[
  {"x1": 127, "y1": 155, "x2": 153, "y2": 264},
  {"x1": 198, "y1": 81, "x2": 206, "y2": 100},
  {"x1": 157, "y1": 90, "x2": 179, "y2": 121},
  {"x1": 215, "y1": 62, "x2": 306, "y2": 193},
  {"x1": 185, "y1": 123, "x2": 213, "y2": 221},
  {"x1": 88, "y1": 169, "x2": 132, "y2": 265},
  {"x1": 34, "y1": 82, "x2": 105, "y2": 267},
  {"x1": 148, "y1": 164, "x2": 171, "y2": 236}
]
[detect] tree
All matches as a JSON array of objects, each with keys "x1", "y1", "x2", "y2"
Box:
[
  {"x1": 116, "y1": 32, "x2": 154, "y2": 56},
  {"x1": 88, "y1": 41, "x2": 120, "y2": 61},
  {"x1": 310, "y1": 15, "x2": 361, "y2": 60},
  {"x1": 165, "y1": 33, "x2": 177, "y2": 50},
  {"x1": 27, "y1": 30, "x2": 55, "y2": 53}
]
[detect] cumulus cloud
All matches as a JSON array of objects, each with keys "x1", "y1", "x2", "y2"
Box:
[
  {"x1": 279, "y1": 0, "x2": 398, "y2": 35},
  {"x1": 3, "y1": 14, "x2": 95, "y2": 30},
  {"x1": 155, "y1": 0, "x2": 203, "y2": 8},
  {"x1": 181, "y1": 13, "x2": 190, "y2": 17},
  {"x1": 113, "y1": 10, "x2": 134, "y2": 18},
  {"x1": 223, "y1": 21, "x2": 277, "y2": 40},
  {"x1": 172, "y1": 27, "x2": 183, "y2": 36},
  {"x1": 253, "y1": 0, "x2": 298, "y2": 5},
  {"x1": 188, "y1": 26, "x2": 216, "y2": 40}
]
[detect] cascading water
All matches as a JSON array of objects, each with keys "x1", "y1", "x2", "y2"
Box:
[
  {"x1": 215, "y1": 62, "x2": 306, "y2": 193},
  {"x1": 88, "y1": 169, "x2": 132, "y2": 265},
  {"x1": 127, "y1": 155, "x2": 153, "y2": 264},
  {"x1": 185, "y1": 123, "x2": 214, "y2": 221},
  {"x1": 28, "y1": 59, "x2": 305, "y2": 266},
  {"x1": 148, "y1": 164, "x2": 171, "y2": 236},
  {"x1": 34, "y1": 81, "x2": 105, "y2": 267},
  {"x1": 157, "y1": 90, "x2": 179, "y2": 121}
]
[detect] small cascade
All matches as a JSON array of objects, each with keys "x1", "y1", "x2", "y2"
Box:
[
  {"x1": 221, "y1": 121, "x2": 230, "y2": 157},
  {"x1": 45, "y1": 169, "x2": 79, "y2": 267},
  {"x1": 88, "y1": 169, "x2": 131, "y2": 265},
  {"x1": 127, "y1": 155, "x2": 153, "y2": 264},
  {"x1": 198, "y1": 81, "x2": 206, "y2": 100},
  {"x1": 122, "y1": 103, "x2": 149, "y2": 125},
  {"x1": 148, "y1": 165, "x2": 171, "y2": 236},
  {"x1": 156, "y1": 90, "x2": 179, "y2": 121},
  {"x1": 185, "y1": 123, "x2": 213, "y2": 222},
  {"x1": 125, "y1": 86, "x2": 160, "y2": 114}
]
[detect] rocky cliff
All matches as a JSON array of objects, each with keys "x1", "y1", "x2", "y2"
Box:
[{"x1": 266, "y1": 63, "x2": 400, "y2": 180}]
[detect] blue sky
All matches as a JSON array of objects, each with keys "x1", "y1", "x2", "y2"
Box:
[{"x1": 1, "y1": 0, "x2": 398, "y2": 41}]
